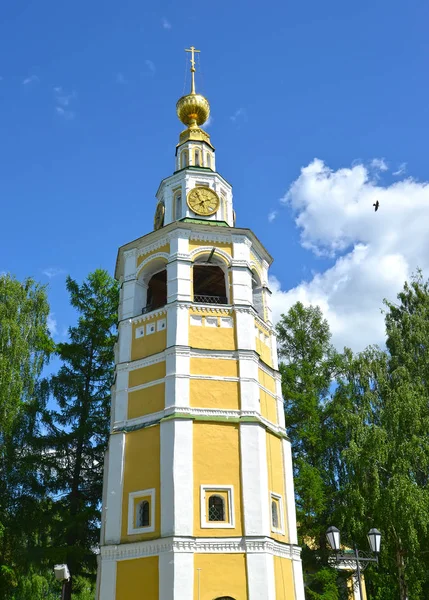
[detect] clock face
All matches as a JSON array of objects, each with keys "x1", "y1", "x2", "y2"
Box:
[
  {"x1": 187, "y1": 187, "x2": 220, "y2": 216},
  {"x1": 154, "y1": 201, "x2": 165, "y2": 230}
]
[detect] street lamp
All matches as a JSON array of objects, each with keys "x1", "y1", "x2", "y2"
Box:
[
  {"x1": 53, "y1": 564, "x2": 70, "y2": 600},
  {"x1": 326, "y1": 526, "x2": 381, "y2": 599}
]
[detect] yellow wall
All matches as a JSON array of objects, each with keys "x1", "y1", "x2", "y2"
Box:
[
  {"x1": 129, "y1": 361, "x2": 166, "y2": 388},
  {"x1": 136, "y1": 244, "x2": 170, "y2": 267},
  {"x1": 127, "y1": 383, "x2": 165, "y2": 420},
  {"x1": 193, "y1": 422, "x2": 243, "y2": 536},
  {"x1": 194, "y1": 553, "x2": 247, "y2": 600},
  {"x1": 190, "y1": 357, "x2": 238, "y2": 378},
  {"x1": 255, "y1": 337, "x2": 273, "y2": 367},
  {"x1": 190, "y1": 379, "x2": 240, "y2": 410},
  {"x1": 189, "y1": 240, "x2": 232, "y2": 256},
  {"x1": 121, "y1": 426, "x2": 160, "y2": 542},
  {"x1": 259, "y1": 368, "x2": 278, "y2": 424},
  {"x1": 258, "y1": 368, "x2": 276, "y2": 393},
  {"x1": 189, "y1": 316, "x2": 236, "y2": 351},
  {"x1": 260, "y1": 389, "x2": 278, "y2": 424},
  {"x1": 273, "y1": 556, "x2": 295, "y2": 600},
  {"x1": 132, "y1": 317, "x2": 167, "y2": 361},
  {"x1": 266, "y1": 432, "x2": 289, "y2": 542},
  {"x1": 116, "y1": 556, "x2": 159, "y2": 600}
]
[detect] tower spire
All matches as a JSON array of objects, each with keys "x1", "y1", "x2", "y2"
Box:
[{"x1": 185, "y1": 45, "x2": 200, "y2": 94}]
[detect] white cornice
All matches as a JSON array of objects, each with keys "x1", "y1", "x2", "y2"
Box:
[
  {"x1": 113, "y1": 406, "x2": 288, "y2": 438},
  {"x1": 100, "y1": 536, "x2": 302, "y2": 561}
]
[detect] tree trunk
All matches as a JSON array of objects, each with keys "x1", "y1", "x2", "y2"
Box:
[{"x1": 396, "y1": 546, "x2": 408, "y2": 600}]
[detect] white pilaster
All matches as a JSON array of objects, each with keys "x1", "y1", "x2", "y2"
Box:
[
  {"x1": 118, "y1": 319, "x2": 132, "y2": 363},
  {"x1": 167, "y1": 304, "x2": 189, "y2": 348},
  {"x1": 98, "y1": 559, "x2": 116, "y2": 600},
  {"x1": 161, "y1": 419, "x2": 193, "y2": 537},
  {"x1": 282, "y1": 439, "x2": 298, "y2": 545},
  {"x1": 292, "y1": 558, "x2": 306, "y2": 600},
  {"x1": 160, "y1": 552, "x2": 193, "y2": 600},
  {"x1": 235, "y1": 310, "x2": 256, "y2": 351},
  {"x1": 104, "y1": 432, "x2": 125, "y2": 544},
  {"x1": 246, "y1": 552, "x2": 276, "y2": 600},
  {"x1": 165, "y1": 348, "x2": 190, "y2": 408},
  {"x1": 240, "y1": 423, "x2": 270, "y2": 536},
  {"x1": 113, "y1": 369, "x2": 128, "y2": 424},
  {"x1": 270, "y1": 332, "x2": 279, "y2": 370},
  {"x1": 167, "y1": 260, "x2": 191, "y2": 303},
  {"x1": 275, "y1": 376, "x2": 286, "y2": 429},
  {"x1": 124, "y1": 248, "x2": 137, "y2": 279},
  {"x1": 238, "y1": 353, "x2": 260, "y2": 412},
  {"x1": 231, "y1": 266, "x2": 252, "y2": 305}
]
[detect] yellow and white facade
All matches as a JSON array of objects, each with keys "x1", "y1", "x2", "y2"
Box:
[{"x1": 96, "y1": 48, "x2": 305, "y2": 600}]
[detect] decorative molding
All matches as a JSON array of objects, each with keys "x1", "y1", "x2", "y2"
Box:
[
  {"x1": 130, "y1": 307, "x2": 167, "y2": 325},
  {"x1": 100, "y1": 535, "x2": 302, "y2": 561},
  {"x1": 167, "y1": 229, "x2": 191, "y2": 242},
  {"x1": 136, "y1": 253, "x2": 169, "y2": 277},
  {"x1": 123, "y1": 248, "x2": 137, "y2": 259},
  {"x1": 189, "y1": 231, "x2": 232, "y2": 244},
  {"x1": 137, "y1": 238, "x2": 170, "y2": 258}
]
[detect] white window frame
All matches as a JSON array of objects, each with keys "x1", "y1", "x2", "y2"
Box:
[
  {"x1": 200, "y1": 485, "x2": 235, "y2": 529},
  {"x1": 128, "y1": 488, "x2": 156, "y2": 535},
  {"x1": 270, "y1": 492, "x2": 285, "y2": 534}
]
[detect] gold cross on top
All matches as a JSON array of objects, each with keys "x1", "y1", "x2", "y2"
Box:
[{"x1": 185, "y1": 46, "x2": 200, "y2": 93}]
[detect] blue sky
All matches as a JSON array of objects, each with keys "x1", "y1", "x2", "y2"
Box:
[{"x1": 1, "y1": 0, "x2": 429, "y2": 351}]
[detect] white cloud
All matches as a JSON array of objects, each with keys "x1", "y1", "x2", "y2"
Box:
[
  {"x1": 42, "y1": 267, "x2": 65, "y2": 279},
  {"x1": 56, "y1": 106, "x2": 75, "y2": 120},
  {"x1": 268, "y1": 210, "x2": 278, "y2": 223},
  {"x1": 272, "y1": 158, "x2": 429, "y2": 351},
  {"x1": 370, "y1": 157, "x2": 388, "y2": 171},
  {"x1": 162, "y1": 18, "x2": 172, "y2": 29},
  {"x1": 230, "y1": 107, "x2": 246, "y2": 123},
  {"x1": 22, "y1": 75, "x2": 39, "y2": 85},
  {"x1": 145, "y1": 59, "x2": 156, "y2": 74},
  {"x1": 393, "y1": 162, "x2": 407, "y2": 176},
  {"x1": 54, "y1": 86, "x2": 76, "y2": 119},
  {"x1": 47, "y1": 313, "x2": 58, "y2": 336}
]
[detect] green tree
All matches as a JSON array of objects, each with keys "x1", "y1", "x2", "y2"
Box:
[
  {"x1": 276, "y1": 302, "x2": 341, "y2": 597},
  {"x1": 0, "y1": 275, "x2": 53, "y2": 598},
  {"x1": 41, "y1": 270, "x2": 119, "y2": 598}
]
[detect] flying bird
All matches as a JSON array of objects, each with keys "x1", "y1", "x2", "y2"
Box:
[{"x1": 373, "y1": 200, "x2": 379, "y2": 212}]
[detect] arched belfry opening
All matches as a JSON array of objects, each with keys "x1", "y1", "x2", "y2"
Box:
[
  {"x1": 193, "y1": 255, "x2": 228, "y2": 305},
  {"x1": 146, "y1": 269, "x2": 167, "y2": 312}
]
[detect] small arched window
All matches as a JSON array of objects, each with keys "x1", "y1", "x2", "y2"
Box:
[
  {"x1": 181, "y1": 150, "x2": 188, "y2": 168},
  {"x1": 208, "y1": 495, "x2": 225, "y2": 522},
  {"x1": 137, "y1": 500, "x2": 150, "y2": 527},
  {"x1": 194, "y1": 149, "x2": 201, "y2": 166},
  {"x1": 207, "y1": 153, "x2": 212, "y2": 169},
  {"x1": 271, "y1": 499, "x2": 279, "y2": 529}
]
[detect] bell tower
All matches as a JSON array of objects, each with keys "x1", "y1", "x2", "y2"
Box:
[{"x1": 96, "y1": 47, "x2": 305, "y2": 600}]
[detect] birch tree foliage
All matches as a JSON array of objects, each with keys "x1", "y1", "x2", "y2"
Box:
[{"x1": 0, "y1": 274, "x2": 53, "y2": 436}]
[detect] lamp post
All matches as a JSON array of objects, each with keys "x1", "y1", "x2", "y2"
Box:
[
  {"x1": 326, "y1": 526, "x2": 382, "y2": 600},
  {"x1": 53, "y1": 564, "x2": 70, "y2": 600}
]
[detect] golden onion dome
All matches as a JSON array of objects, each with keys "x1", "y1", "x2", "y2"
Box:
[{"x1": 176, "y1": 93, "x2": 210, "y2": 128}]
